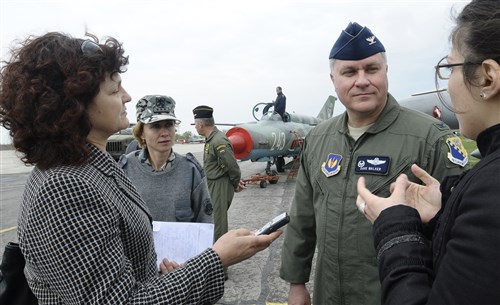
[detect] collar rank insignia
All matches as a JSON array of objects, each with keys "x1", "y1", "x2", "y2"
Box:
[
  {"x1": 321, "y1": 153, "x2": 342, "y2": 177},
  {"x1": 446, "y1": 137, "x2": 468, "y2": 167},
  {"x1": 355, "y1": 156, "x2": 390, "y2": 175}
]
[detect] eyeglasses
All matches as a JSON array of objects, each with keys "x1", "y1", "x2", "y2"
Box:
[
  {"x1": 80, "y1": 39, "x2": 102, "y2": 56},
  {"x1": 435, "y1": 56, "x2": 480, "y2": 80}
]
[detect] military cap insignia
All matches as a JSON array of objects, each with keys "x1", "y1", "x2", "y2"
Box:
[
  {"x1": 366, "y1": 36, "x2": 376, "y2": 45},
  {"x1": 321, "y1": 153, "x2": 342, "y2": 177},
  {"x1": 446, "y1": 137, "x2": 468, "y2": 167},
  {"x1": 136, "y1": 95, "x2": 179, "y2": 124}
]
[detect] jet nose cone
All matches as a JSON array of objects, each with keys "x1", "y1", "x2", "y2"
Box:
[{"x1": 227, "y1": 127, "x2": 253, "y2": 160}]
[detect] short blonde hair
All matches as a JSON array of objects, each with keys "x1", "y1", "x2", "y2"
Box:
[{"x1": 132, "y1": 122, "x2": 146, "y2": 148}]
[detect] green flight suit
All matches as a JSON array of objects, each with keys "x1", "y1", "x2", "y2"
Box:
[
  {"x1": 280, "y1": 94, "x2": 469, "y2": 305},
  {"x1": 203, "y1": 127, "x2": 241, "y2": 242}
]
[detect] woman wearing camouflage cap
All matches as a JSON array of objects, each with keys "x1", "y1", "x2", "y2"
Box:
[{"x1": 120, "y1": 94, "x2": 213, "y2": 224}]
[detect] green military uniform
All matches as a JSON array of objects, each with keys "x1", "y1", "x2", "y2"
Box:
[
  {"x1": 280, "y1": 94, "x2": 469, "y2": 305},
  {"x1": 203, "y1": 126, "x2": 241, "y2": 242}
]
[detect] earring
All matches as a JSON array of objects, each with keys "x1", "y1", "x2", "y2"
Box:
[{"x1": 480, "y1": 91, "x2": 486, "y2": 99}]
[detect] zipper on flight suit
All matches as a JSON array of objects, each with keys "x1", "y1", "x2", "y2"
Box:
[
  {"x1": 337, "y1": 132, "x2": 410, "y2": 304},
  {"x1": 336, "y1": 133, "x2": 358, "y2": 305}
]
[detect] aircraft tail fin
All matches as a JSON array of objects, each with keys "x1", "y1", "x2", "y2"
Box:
[{"x1": 316, "y1": 95, "x2": 336, "y2": 120}]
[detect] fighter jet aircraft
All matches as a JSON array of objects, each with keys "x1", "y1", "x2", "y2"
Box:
[
  {"x1": 399, "y1": 90, "x2": 484, "y2": 159},
  {"x1": 226, "y1": 96, "x2": 337, "y2": 172},
  {"x1": 225, "y1": 89, "x2": 463, "y2": 174},
  {"x1": 398, "y1": 89, "x2": 458, "y2": 130}
]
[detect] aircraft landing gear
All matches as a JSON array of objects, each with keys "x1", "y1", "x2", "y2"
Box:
[
  {"x1": 275, "y1": 157, "x2": 285, "y2": 173},
  {"x1": 268, "y1": 158, "x2": 285, "y2": 173}
]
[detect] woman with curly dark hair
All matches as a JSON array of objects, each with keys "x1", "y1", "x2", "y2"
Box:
[{"x1": 0, "y1": 32, "x2": 281, "y2": 304}]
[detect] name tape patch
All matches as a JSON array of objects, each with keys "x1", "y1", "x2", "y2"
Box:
[{"x1": 355, "y1": 156, "x2": 390, "y2": 175}]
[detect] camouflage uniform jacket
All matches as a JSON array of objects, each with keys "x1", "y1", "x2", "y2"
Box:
[{"x1": 280, "y1": 94, "x2": 469, "y2": 305}]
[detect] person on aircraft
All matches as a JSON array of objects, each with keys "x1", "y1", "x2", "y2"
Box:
[
  {"x1": 273, "y1": 86, "x2": 287, "y2": 121},
  {"x1": 279, "y1": 21, "x2": 469, "y2": 305},
  {"x1": 357, "y1": 0, "x2": 500, "y2": 303}
]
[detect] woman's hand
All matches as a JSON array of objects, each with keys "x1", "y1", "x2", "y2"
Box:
[
  {"x1": 404, "y1": 164, "x2": 442, "y2": 223},
  {"x1": 212, "y1": 228, "x2": 282, "y2": 267},
  {"x1": 357, "y1": 173, "x2": 410, "y2": 223},
  {"x1": 356, "y1": 164, "x2": 442, "y2": 224},
  {"x1": 159, "y1": 258, "x2": 181, "y2": 274}
]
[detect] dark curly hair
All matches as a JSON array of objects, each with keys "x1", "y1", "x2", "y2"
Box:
[{"x1": 0, "y1": 32, "x2": 129, "y2": 169}]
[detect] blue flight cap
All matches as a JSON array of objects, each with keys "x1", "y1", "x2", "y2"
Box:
[{"x1": 329, "y1": 22, "x2": 385, "y2": 60}]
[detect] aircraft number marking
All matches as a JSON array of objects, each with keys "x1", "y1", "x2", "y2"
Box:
[{"x1": 271, "y1": 132, "x2": 286, "y2": 151}]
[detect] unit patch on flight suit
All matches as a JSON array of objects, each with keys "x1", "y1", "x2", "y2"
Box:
[
  {"x1": 321, "y1": 153, "x2": 342, "y2": 177},
  {"x1": 216, "y1": 144, "x2": 228, "y2": 170},
  {"x1": 446, "y1": 136, "x2": 468, "y2": 167},
  {"x1": 216, "y1": 145, "x2": 227, "y2": 154},
  {"x1": 355, "y1": 156, "x2": 390, "y2": 175}
]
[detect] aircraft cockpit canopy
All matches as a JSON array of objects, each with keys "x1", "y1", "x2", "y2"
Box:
[{"x1": 261, "y1": 111, "x2": 283, "y2": 122}]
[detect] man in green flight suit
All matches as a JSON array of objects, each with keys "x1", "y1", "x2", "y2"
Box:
[
  {"x1": 193, "y1": 105, "x2": 245, "y2": 246},
  {"x1": 280, "y1": 22, "x2": 470, "y2": 305}
]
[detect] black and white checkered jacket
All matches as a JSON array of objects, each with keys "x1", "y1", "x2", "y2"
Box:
[{"x1": 17, "y1": 144, "x2": 225, "y2": 304}]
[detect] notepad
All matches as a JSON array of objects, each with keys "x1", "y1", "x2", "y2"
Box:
[{"x1": 152, "y1": 221, "x2": 214, "y2": 266}]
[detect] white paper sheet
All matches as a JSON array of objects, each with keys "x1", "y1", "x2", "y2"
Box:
[{"x1": 152, "y1": 221, "x2": 214, "y2": 267}]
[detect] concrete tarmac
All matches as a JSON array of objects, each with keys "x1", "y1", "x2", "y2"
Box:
[{"x1": 0, "y1": 144, "x2": 315, "y2": 304}]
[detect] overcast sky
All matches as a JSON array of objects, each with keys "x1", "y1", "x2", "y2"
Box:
[{"x1": 1, "y1": 0, "x2": 468, "y2": 143}]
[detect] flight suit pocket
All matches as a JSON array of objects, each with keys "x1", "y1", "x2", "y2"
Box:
[
  {"x1": 357, "y1": 157, "x2": 412, "y2": 260},
  {"x1": 363, "y1": 156, "x2": 413, "y2": 196}
]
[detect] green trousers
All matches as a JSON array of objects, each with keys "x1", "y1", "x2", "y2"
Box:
[{"x1": 207, "y1": 176, "x2": 235, "y2": 243}]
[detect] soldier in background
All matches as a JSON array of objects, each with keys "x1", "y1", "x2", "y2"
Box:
[{"x1": 192, "y1": 106, "x2": 245, "y2": 255}]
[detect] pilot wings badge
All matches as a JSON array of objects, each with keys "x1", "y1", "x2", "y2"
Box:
[
  {"x1": 367, "y1": 157, "x2": 386, "y2": 166},
  {"x1": 321, "y1": 153, "x2": 342, "y2": 177}
]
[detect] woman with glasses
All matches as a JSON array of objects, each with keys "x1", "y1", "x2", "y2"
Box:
[
  {"x1": 119, "y1": 95, "x2": 213, "y2": 224},
  {"x1": 357, "y1": 0, "x2": 500, "y2": 304},
  {"x1": 0, "y1": 32, "x2": 281, "y2": 304}
]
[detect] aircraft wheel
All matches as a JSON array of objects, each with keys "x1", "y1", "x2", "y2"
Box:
[
  {"x1": 269, "y1": 170, "x2": 278, "y2": 184},
  {"x1": 276, "y1": 157, "x2": 285, "y2": 173},
  {"x1": 260, "y1": 180, "x2": 268, "y2": 188}
]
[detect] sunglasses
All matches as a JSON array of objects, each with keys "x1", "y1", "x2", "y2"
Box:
[{"x1": 80, "y1": 39, "x2": 102, "y2": 56}]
